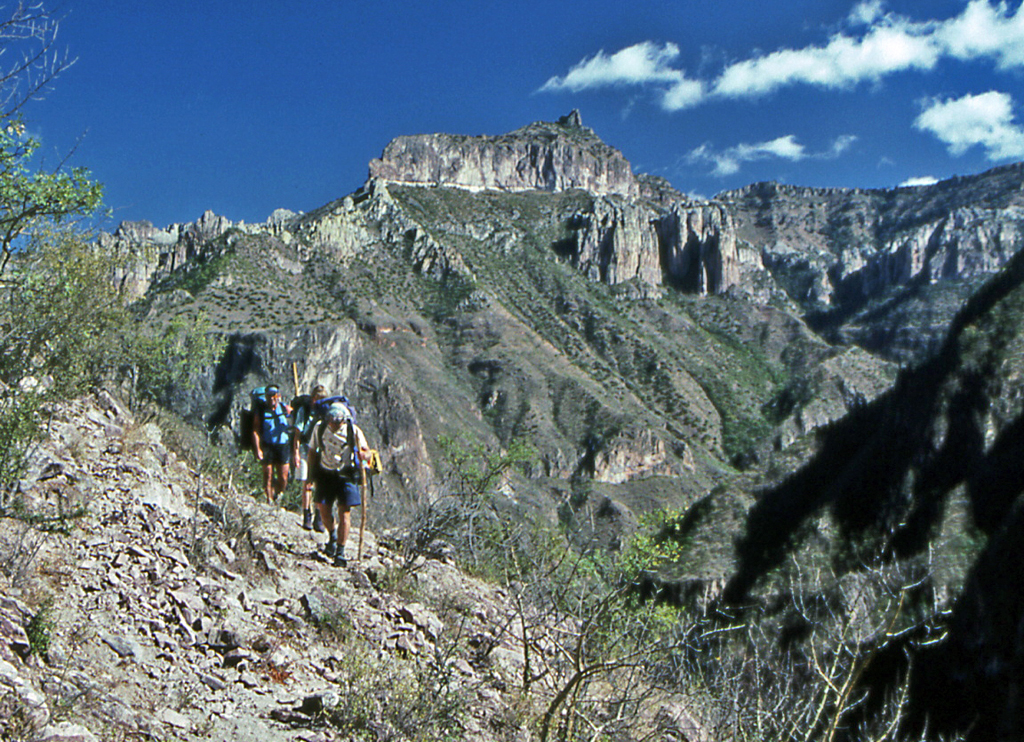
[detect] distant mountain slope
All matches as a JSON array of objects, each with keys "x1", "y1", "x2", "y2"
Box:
[
  {"x1": 719, "y1": 163, "x2": 1024, "y2": 361},
  {"x1": 119, "y1": 198, "x2": 887, "y2": 539}
]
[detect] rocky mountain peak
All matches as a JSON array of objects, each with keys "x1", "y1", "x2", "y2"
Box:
[
  {"x1": 367, "y1": 111, "x2": 639, "y2": 198},
  {"x1": 557, "y1": 108, "x2": 584, "y2": 128}
]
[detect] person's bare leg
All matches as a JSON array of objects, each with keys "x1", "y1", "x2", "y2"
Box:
[
  {"x1": 338, "y1": 507, "x2": 352, "y2": 551},
  {"x1": 275, "y1": 464, "x2": 290, "y2": 499},
  {"x1": 333, "y1": 506, "x2": 352, "y2": 565},
  {"x1": 310, "y1": 483, "x2": 324, "y2": 531},
  {"x1": 318, "y1": 499, "x2": 339, "y2": 557},
  {"x1": 262, "y1": 463, "x2": 273, "y2": 503},
  {"x1": 318, "y1": 500, "x2": 335, "y2": 534}
]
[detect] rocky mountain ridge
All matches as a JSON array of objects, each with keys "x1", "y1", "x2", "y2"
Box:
[
  {"x1": 112, "y1": 116, "x2": 1024, "y2": 362},
  {"x1": 94, "y1": 115, "x2": 1021, "y2": 543},
  {"x1": 720, "y1": 166, "x2": 1024, "y2": 359}
]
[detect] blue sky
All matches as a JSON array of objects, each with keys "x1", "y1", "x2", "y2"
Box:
[{"x1": 23, "y1": 0, "x2": 1024, "y2": 228}]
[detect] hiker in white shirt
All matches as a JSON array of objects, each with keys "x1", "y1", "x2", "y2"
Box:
[{"x1": 308, "y1": 402, "x2": 369, "y2": 567}]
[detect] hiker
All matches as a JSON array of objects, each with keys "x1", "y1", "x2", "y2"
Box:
[
  {"x1": 252, "y1": 385, "x2": 292, "y2": 505},
  {"x1": 292, "y1": 384, "x2": 327, "y2": 531},
  {"x1": 308, "y1": 401, "x2": 370, "y2": 567}
]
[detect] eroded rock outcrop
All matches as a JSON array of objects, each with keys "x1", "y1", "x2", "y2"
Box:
[
  {"x1": 836, "y1": 205, "x2": 1024, "y2": 299},
  {"x1": 368, "y1": 110, "x2": 639, "y2": 199},
  {"x1": 559, "y1": 197, "x2": 748, "y2": 296},
  {"x1": 659, "y1": 202, "x2": 744, "y2": 294},
  {"x1": 101, "y1": 210, "x2": 247, "y2": 298},
  {"x1": 103, "y1": 114, "x2": 754, "y2": 302},
  {"x1": 591, "y1": 427, "x2": 694, "y2": 484},
  {"x1": 568, "y1": 198, "x2": 663, "y2": 287}
]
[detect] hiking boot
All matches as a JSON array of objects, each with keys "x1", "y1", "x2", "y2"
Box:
[
  {"x1": 324, "y1": 537, "x2": 337, "y2": 559},
  {"x1": 301, "y1": 509, "x2": 313, "y2": 531},
  {"x1": 312, "y1": 509, "x2": 324, "y2": 533},
  {"x1": 333, "y1": 548, "x2": 347, "y2": 568}
]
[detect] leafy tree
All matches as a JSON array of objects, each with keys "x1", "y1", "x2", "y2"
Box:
[
  {"x1": 0, "y1": 120, "x2": 103, "y2": 270},
  {"x1": 0, "y1": 3, "x2": 103, "y2": 271},
  {"x1": 0, "y1": 223, "x2": 214, "y2": 506},
  {"x1": 123, "y1": 313, "x2": 217, "y2": 409},
  {"x1": 0, "y1": 224, "x2": 129, "y2": 394}
]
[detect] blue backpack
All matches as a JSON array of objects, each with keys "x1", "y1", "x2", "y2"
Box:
[{"x1": 313, "y1": 395, "x2": 357, "y2": 424}]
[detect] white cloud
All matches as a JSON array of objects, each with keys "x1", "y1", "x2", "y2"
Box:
[
  {"x1": 830, "y1": 134, "x2": 859, "y2": 156},
  {"x1": 914, "y1": 91, "x2": 1024, "y2": 160},
  {"x1": 540, "y1": 2, "x2": 1024, "y2": 106},
  {"x1": 712, "y1": 18, "x2": 940, "y2": 98},
  {"x1": 661, "y1": 78, "x2": 706, "y2": 111},
  {"x1": 686, "y1": 133, "x2": 856, "y2": 176},
  {"x1": 848, "y1": 0, "x2": 885, "y2": 26},
  {"x1": 540, "y1": 42, "x2": 682, "y2": 91},
  {"x1": 539, "y1": 41, "x2": 706, "y2": 110},
  {"x1": 936, "y1": 0, "x2": 1024, "y2": 69},
  {"x1": 900, "y1": 176, "x2": 939, "y2": 187}
]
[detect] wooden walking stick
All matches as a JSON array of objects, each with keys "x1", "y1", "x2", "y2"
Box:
[
  {"x1": 357, "y1": 462, "x2": 367, "y2": 561},
  {"x1": 291, "y1": 361, "x2": 299, "y2": 398}
]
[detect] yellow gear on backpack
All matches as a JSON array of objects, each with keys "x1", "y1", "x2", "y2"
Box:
[{"x1": 366, "y1": 449, "x2": 383, "y2": 476}]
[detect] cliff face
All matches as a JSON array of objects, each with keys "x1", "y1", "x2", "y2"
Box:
[
  {"x1": 120, "y1": 121, "x2": 1024, "y2": 329},
  {"x1": 720, "y1": 171, "x2": 1024, "y2": 359},
  {"x1": 723, "y1": 176, "x2": 1024, "y2": 303},
  {"x1": 364, "y1": 112, "x2": 746, "y2": 297},
  {"x1": 101, "y1": 210, "x2": 263, "y2": 298},
  {"x1": 368, "y1": 110, "x2": 639, "y2": 199},
  {"x1": 110, "y1": 116, "x2": 752, "y2": 311},
  {"x1": 556, "y1": 198, "x2": 752, "y2": 296}
]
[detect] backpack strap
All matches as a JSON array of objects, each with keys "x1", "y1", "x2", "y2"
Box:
[{"x1": 313, "y1": 419, "x2": 327, "y2": 452}]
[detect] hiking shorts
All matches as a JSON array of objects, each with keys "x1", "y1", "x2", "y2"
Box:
[
  {"x1": 295, "y1": 443, "x2": 310, "y2": 481},
  {"x1": 314, "y1": 469, "x2": 361, "y2": 509},
  {"x1": 260, "y1": 442, "x2": 291, "y2": 466}
]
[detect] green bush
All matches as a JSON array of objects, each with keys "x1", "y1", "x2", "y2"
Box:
[
  {"x1": 0, "y1": 224, "x2": 215, "y2": 504},
  {"x1": 326, "y1": 640, "x2": 468, "y2": 741},
  {"x1": 25, "y1": 598, "x2": 54, "y2": 659}
]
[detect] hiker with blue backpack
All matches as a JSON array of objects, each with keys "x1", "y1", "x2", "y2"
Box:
[
  {"x1": 251, "y1": 385, "x2": 293, "y2": 505},
  {"x1": 308, "y1": 401, "x2": 370, "y2": 567},
  {"x1": 291, "y1": 384, "x2": 327, "y2": 531}
]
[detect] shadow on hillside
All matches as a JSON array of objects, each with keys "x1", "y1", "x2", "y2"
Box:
[
  {"x1": 206, "y1": 334, "x2": 267, "y2": 433},
  {"x1": 722, "y1": 244, "x2": 1024, "y2": 739},
  {"x1": 909, "y1": 425, "x2": 1024, "y2": 740}
]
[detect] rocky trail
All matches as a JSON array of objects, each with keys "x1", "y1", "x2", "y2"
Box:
[{"x1": 0, "y1": 393, "x2": 536, "y2": 741}]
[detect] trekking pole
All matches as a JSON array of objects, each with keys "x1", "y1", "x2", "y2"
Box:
[
  {"x1": 358, "y1": 463, "x2": 367, "y2": 561},
  {"x1": 292, "y1": 361, "x2": 299, "y2": 398}
]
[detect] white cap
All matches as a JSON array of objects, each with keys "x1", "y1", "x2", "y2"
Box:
[{"x1": 326, "y1": 403, "x2": 351, "y2": 422}]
